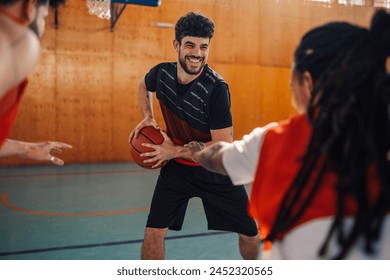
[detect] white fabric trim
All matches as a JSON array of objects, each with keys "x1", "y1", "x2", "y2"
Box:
[
  {"x1": 263, "y1": 215, "x2": 390, "y2": 260},
  {"x1": 222, "y1": 122, "x2": 278, "y2": 186}
]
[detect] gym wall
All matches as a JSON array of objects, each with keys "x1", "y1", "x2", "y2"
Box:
[{"x1": 0, "y1": 0, "x2": 375, "y2": 166}]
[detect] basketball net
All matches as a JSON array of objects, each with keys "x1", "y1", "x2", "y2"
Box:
[{"x1": 86, "y1": 0, "x2": 111, "y2": 20}]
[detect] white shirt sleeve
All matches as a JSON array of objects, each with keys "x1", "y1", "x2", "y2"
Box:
[{"x1": 222, "y1": 122, "x2": 278, "y2": 186}]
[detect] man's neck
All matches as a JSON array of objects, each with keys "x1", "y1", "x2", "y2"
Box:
[{"x1": 176, "y1": 64, "x2": 204, "y2": 85}]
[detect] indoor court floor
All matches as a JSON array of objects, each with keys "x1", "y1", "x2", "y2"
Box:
[{"x1": 0, "y1": 162, "x2": 248, "y2": 260}]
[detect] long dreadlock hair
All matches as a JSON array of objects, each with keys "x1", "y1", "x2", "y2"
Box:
[{"x1": 266, "y1": 9, "x2": 390, "y2": 259}]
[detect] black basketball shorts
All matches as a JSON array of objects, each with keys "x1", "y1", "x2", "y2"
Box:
[{"x1": 146, "y1": 160, "x2": 258, "y2": 237}]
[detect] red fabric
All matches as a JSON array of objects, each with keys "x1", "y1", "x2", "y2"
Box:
[
  {"x1": 0, "y1": 80, "x2": 28, "y2": 147},
  {"x1": 249, "y1": 114, "x2": 379, "y2": 245},
  {"x1": 173, "y1": 157, "x2": 201, "y2": 166},
  {"x1": 0, "y1": 7, "x2": 28, "y2": 25},
  {"x1": 0, "y1": 9, "x2": 29, "y2": 148}
]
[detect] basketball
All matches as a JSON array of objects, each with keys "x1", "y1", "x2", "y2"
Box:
[{"x1": 130, "y1": 126, "x2": 168, "y2": 169}]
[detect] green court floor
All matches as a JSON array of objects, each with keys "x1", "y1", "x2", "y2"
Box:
[{"x1": 0, "y1": 162, "x2": 248, "y2": 260}]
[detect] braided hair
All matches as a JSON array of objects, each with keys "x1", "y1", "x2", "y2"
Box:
[{"x1": 266, "y1": 9, "x2": 390, "y2": 259}]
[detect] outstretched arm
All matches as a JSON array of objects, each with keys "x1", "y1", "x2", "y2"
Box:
[
  {"x1": 0, "y1": 139, "x2": 72, "y2": 166},
  {"x1": 184, "y1": 124, "x2": 278, "y2": 185},
  {"x1": 140, "y1": 127, "x2": 233, "y2": 169},
  {"x1": 187, "y1": 141, "x2": 230, "y2": 175}
]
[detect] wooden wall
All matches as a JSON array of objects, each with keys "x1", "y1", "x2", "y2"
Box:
[{"x1": 0, "y1": 0, "x2": 377, "y2": 166}]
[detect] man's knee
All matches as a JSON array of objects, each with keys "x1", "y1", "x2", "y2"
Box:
[
  {"x1": 238, "y1": 234, "x2": 260, "y2": 260},
  {"x1": 239, "y1": 234, "x2": 260, "y2": 243},
  {"x1": 144, "y1": 227, "x2": 168, "y2": 240}
]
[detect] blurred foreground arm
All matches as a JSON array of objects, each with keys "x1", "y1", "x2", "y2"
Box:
[
  {"x1": 184, "y1": 123, "x2": 278, "y2": 185},
  {"x1": 185, "y1": 141, "x2": 230, "y2": 175},
  {"x1": 0, "y1": 139, "x2": 72, "y2": 166}
]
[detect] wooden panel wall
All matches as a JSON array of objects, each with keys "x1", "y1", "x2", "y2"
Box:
[{"x1": 0, "y1": 0, "x2": 376, "y2": 166}]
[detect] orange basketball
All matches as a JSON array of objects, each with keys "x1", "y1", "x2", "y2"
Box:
[{"x1": 130, "y1": 126, "x2": 168, "y2": 169}]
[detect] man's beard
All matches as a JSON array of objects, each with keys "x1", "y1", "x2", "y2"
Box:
[{"x1": 178, "y1": 55, "x2": 206, "y2": 76}]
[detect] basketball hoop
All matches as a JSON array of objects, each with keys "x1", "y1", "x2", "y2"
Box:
[
  {"x1": 86, "y1": 0, "x2": 162, "y2": 30},
  {"x1": 86, "y1": 0, "x2": 111, "y2": 20}
]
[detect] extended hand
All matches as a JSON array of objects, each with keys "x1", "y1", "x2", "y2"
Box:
[{"x1": 24, "y1": 141, "x2": 73, "y2": 166}]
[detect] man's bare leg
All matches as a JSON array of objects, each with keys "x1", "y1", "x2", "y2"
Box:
[
  {"x1": 141, "y1": 227, "x2": 168, "y2": 260},
  {"x1": 239, "y1": 234, "x2": 260, "y2": 260}
]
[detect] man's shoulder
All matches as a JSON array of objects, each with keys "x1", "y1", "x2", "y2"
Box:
[
  {"x1": 156, "y1": 62, "x2": 177, "y2": 71},
  {"x1": 204, "y1": 65, "x2": 226, "y2": 85},
  {"x1": 150, "y1": 62, "x2": 176, "y2": 78}
]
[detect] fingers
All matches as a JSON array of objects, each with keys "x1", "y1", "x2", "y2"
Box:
[
  {"x1": 142, "y1": 143, "x2": 155, "y2": 149},
  {"x1": 55, "y1": 142, "x2": 73, "y2": 150},
  {"x1": 51, "y1": 148, "x2": 63, "y2": 154},
  {"x1": 160, "y1": 130, "x2": 170, "y2": 141},
  {"x1": 151, "y1": 161, "x2": 164, "y2": 169},
  {"x1": 47, "y1": 142, "x2": 71, "y2": 166},
  {"x1": 130, "y1": 119, "x2": 159, "y2": 143},
  {"x1": 140, "y1": 143, "x2": 158, "y2": 158},
  {"x1": 48, "y1": 155, "x2": 64, "y2": 166},
  {"x1": 129, "y1": 133, "x2": 134, "y2": 143},
  {"x1": 129, "y1": 124, "x2": 144, "y2": 143},
  {"x1": 49, "y1": 142, "x2": 72, "y2": 153},
  {"x1": 142, "y1": 156, "x2": 164, "y2": 169},
  {"x1": 140, "y1": 146, "x2": 162, "y2": 167},
  {"x1": 141, "y1": 151, "x2": 157, "y2": 158},
  {"x1": 141, "y1": 154, "x2": 161, "y2": 169},
  {"x1": 131, "y1": 128, "x2": 139, "y2": 141},
  {"x1": 196, "y1": 141, "x2": 206, "y2": 150}
]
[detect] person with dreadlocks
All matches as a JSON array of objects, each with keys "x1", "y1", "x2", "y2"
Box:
[
  {"x1": 183, "y1": 9, "x2": 390, "y2": 259},
  {"x1": 0, "y1": 0, "x2": 71, "y2": 165}
]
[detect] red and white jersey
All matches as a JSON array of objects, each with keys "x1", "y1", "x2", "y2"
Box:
[
  {"x1": 0, "y1": 80, "x2": 28, "y2": 147},
  {"x1": 222, "y1": 114, "x2": 384, "y2": 259}
]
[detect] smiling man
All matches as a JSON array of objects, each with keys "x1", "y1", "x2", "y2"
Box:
[{"x1": 130, "y1": 11, "x2": 259, "y2": 260}]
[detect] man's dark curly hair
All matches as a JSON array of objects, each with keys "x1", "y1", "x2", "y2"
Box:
[{"x1": 175, "y1": 11, "x2": 215, "y2": 44}]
